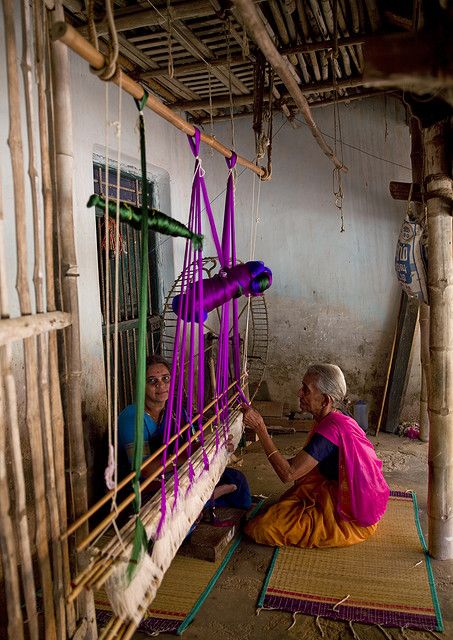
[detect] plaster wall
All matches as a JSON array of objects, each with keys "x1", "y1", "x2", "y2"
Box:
[
  {"x1": 0, "y1": 12, "x2": 420, "y2": 444},
  {"x1": 202, "y1": 97, "x2": 418, "y2": 427}
]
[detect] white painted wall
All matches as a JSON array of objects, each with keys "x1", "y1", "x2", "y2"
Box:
[
  {"x1": 0, "y1": 13, "x2": 419, "y2": 443},
  {"x1": 200, "y1": 96, "x2": 416, "y2": 426}
]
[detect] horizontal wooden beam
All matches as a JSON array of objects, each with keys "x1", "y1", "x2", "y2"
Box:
[
  {"x1": 51, "y1": 22, "x2": 266, "y2": 178},
  {"x1": 173, "y1": 76, "x2": 366, "y2": 110},
  {"x1": 193, "y1": 89, "x2": 393, "y2": 124},
  {"x1": 389, "y1": 181, "x2": 422, "y2": 202},
  {"x1": 78, "y1": 1, "x2": 215, "y2": 36},
  {"x1": 0, "y1": 311, "x2": 72, "y2": 346},
  {"x1": 140, "y1": 34, "x2": 371, "y2": 80}
]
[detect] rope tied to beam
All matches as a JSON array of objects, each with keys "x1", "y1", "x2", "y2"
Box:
[
  {"x1": 424, "y1": 173, "x2": 453, "y2": 207},
  {"x1": 87, "y1": 0, "x2": 119, "y2": 81}
]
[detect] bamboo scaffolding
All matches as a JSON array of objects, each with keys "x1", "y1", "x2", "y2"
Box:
[
  {"x1": 50, "y1": 21, "x2": 267, "y2": 178},
  {"x1": 50, "y1": 2, "x2": 97, "y2": 636},
  {"x1": 0, "y1": 310, "x2": 72, "y2": 345},
  {"x1": 423, "y1": 121, "x2": 453, "y2": 559},
  {"x1": 39, "y1": 4, "x2": 77, "y2": 634},
  {"x1": 4, "y1": 0, "x2": 57, "y2": 636},
  {"x1": 21, "y1": 0, "x2": 67, "y2": 635},
  {"x1": 0, "y1": 176, "x2": 27, "y2": 640}
]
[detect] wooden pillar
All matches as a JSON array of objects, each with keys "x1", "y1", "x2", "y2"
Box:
[
  {"x1": 409, "y1": 116, "x2": 431, "y2": 442},
  {"x1": 50, "y1": 1, "x2": 98, "y2": 635},
  {"x1": 423, "y1": 120, "x2": 453, "y2": 559}
]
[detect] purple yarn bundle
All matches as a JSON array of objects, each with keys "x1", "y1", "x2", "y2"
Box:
[{"x1": 172, "y1": 260, "x2": 272, "y2": 322}]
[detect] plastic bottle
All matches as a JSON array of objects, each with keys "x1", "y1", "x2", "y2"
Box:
[{"x1": 354, "y1": 400, "x2": 369, "y2": 433}]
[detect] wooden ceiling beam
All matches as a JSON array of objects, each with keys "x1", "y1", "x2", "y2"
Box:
[
  {"x1": 173, "y1": 75, "x2": 366, "y2": 110},
  {"x1": 139, "y1": 33, "x2": 403, "y2": 81},
  {"x1": 78, "y1": 1, "x2": 215, "y2": 36}
]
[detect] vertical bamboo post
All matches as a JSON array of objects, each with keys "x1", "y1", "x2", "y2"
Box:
[
  {"x1": 37, "y1": 3, "x2": 77, "y2": 635},
  {"x1": 3, "y1": 0, "x2": 57, "y2": 636},
  {"x1": 0, "y1": 175, "x2": 26, "y2": 640},
  {"x1": 419, "y1": 301, "x2": 430, "y2": 441},
  {"x1": 409, "y1": 116, "x2": 430, "y2": 442},
  {"x1": 423, "y1": 120, "x2": 453, "y2": 559},
  {"x1": 50, "y1": 1, "x2": 97, "y2": 635},
  {"x1": 21, "y1": 0, "x2": 67, "y2": 636}
]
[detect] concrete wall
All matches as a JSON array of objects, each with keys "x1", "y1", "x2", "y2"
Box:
[
  {"x1": 201, "y1": 97, "x2": 415, "y2": 426},
  {"x1": 0, "y1": 16, "x2": 418, "y2": 447}
]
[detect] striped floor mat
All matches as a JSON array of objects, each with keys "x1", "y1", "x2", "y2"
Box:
[{"x1": 257, "y1": 491, "x2": 443, "y2": 632}]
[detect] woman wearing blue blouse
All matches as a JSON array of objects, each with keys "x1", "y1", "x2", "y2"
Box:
[{"x1": 117, "y1": 354, "x2": 251, "y2": 508}]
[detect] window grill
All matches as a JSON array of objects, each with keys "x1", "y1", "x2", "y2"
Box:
[{"x1": 93, "y1": 163, "x2": 161, "y2": 411}]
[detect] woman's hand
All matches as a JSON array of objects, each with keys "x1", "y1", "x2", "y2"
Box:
[{"x1": 241, "y1": 406, "x2": 266, "y2": 434}]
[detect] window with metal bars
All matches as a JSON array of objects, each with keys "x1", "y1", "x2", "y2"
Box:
[{"x1": 93, "y1": 163, "x2": 161, "y2": 412}]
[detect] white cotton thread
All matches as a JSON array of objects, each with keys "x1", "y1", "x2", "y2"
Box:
[
  {"x1": 332, "y1": 594, "x2": 350, "y2": 611},
  {"x1": 287, "y1": 611, "x2": 299, "y2": 631}
]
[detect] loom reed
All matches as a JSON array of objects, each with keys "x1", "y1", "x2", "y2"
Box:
[
  {"x1": 66, "y1": 398, "x2": 243, "y2": 603},
  {"x1": 62, "y1": 375, "x2": 245, "y2": 542}
]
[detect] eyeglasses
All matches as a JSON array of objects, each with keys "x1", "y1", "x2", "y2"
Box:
[{"x1": 146, "y1": 375, "x2": 171, "y2": 386}]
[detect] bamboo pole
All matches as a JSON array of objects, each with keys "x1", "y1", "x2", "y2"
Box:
[
  {"x1": 21, "y1": 0, "x2": 67, "y2": 635},
  {"x1": 409, "y1": 116, "x2": 430, "y2": 442},
  {"x1": 39, "y1": 4, "x2": 77, "y2": 634},
  {"x1": 50, "y1": 2, "x2": 97, "y2": 636},
  {"x1": 50, "y1": 22, "x2": 267, "y2": 179},
  {"x1": 0, "y1": 311, "x2": 72, "y2": 345},
  {"x1": 0, "y1": 176, "x2": 27, "y2": 640},
  {"x1": 3, "y1": 0, "x2": 57, "y2": 636},
  {"x1": 232, "y1": 0, "x2": 346, "y2": 171},
  {"x1": 423, "y1": 120, "x2": 453, "y2": 559}
]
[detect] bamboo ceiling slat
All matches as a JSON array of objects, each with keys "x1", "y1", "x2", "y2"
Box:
[{"x1": 63, "y1": 0, "x2": 393, "y2": 123}]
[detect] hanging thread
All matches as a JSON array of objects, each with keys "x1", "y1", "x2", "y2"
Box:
[{"x1": 331, "y1": 0, "x2": 346, "y2": 232}]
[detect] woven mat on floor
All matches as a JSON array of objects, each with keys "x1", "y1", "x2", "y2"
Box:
[
  {"x1": 257, "y1": 491, "x2": 443, "y2": 632},
  {"x1": 96, "y1": 500, "x2": 264, "y2": 635}
]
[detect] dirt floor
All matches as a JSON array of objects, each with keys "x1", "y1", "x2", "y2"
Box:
[{"x1": 136, "y1": 431, "x2": 453, "y2": 640}]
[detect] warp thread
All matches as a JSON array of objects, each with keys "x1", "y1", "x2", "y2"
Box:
[
  {"x1": 172, "y1": 261, "x2": 272, "y2": 322},
  {"x1": 87, "y1": 194, "x2": 203, "y2": 249}
]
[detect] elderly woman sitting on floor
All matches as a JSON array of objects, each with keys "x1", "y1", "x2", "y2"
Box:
[{"x1": 242, "y1": 363, "x2": 389, "y2": 549}]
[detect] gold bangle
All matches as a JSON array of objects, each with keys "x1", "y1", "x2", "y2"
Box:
[{"x1": 267, "y1": 449, "x2": 279, "y2": 460}]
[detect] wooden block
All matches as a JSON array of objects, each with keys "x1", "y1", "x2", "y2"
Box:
[
  {"x1": 253, "y1": 401, "x2": 284, "y2": 417},
  {"x1": 179, "y1": 507, "x2": 246, "y2": 562}
]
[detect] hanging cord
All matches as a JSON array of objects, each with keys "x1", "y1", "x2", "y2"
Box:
[
  {"x1": 253, "y1": 51, "x2": 266, "y2": 156},
  {"x1": 263, "y1": 63, "x2": 274, "y2": 181},
  {"x1": 127, "y1": 91, "x2": 152, "y2": 581},
  {"x1": 331, "y1": 0, "x2": 345, "y2": 232},
  {"x1": 225, "y1": 18, "x2": 236, "y2": 152},
  {"x1": 166, "y1": 0, "x2": 174, "y2": 79},
  {"x1": 207, "y1": 69, "x2": 215, "y2": 157},
  {"x1": 242, "y1": 162, "x2": 262, "y2": 376},
  {"x1": 86, "y1": 0, "x2": 119, "y2": 81}
]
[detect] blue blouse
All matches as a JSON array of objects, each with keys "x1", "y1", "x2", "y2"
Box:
[{"x1": 304, "y1": 433, "x2": 339, "y2": 480}]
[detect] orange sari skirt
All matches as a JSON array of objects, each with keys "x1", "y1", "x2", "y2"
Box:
[{"x1": 245, "y1": 468, "x2": 377, "y2": 548}]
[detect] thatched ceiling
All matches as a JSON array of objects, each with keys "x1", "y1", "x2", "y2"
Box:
[{"x1": 62, "y1": 1, "x2": 435, "y2": 124}]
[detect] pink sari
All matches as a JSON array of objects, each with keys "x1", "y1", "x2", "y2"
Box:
[{"x1": 312, "y1": 411, "x2": 389, "y2": 527}]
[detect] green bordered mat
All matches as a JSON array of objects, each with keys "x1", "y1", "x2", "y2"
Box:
[
  {"x1": 257, "y1": 491, "x2": 443, "y2": 632},
  {"x1": 96, "y1": 499, "x2": 264, "y2": 635}
]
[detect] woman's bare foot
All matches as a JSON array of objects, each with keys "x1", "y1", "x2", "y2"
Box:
[{"x1": 212, "y1": 483, "x2": 237, "y2": 500}]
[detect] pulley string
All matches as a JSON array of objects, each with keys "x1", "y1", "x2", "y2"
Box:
[{"x1": 127, "y1": 91, "x2": 151, "y2": 580}]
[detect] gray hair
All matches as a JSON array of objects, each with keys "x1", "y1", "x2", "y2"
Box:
[{"x1": 306, "y1": 363, "x2": 347, "y2": 408}]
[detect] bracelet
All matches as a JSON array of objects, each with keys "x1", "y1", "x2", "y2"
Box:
[{"x1": 267, "y1": 449, "x2": 279, "y2": 460}]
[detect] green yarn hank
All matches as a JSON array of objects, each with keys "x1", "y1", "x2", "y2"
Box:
[{"x1": 87, "y1": 193, "x2": 203, "y2": 250}]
